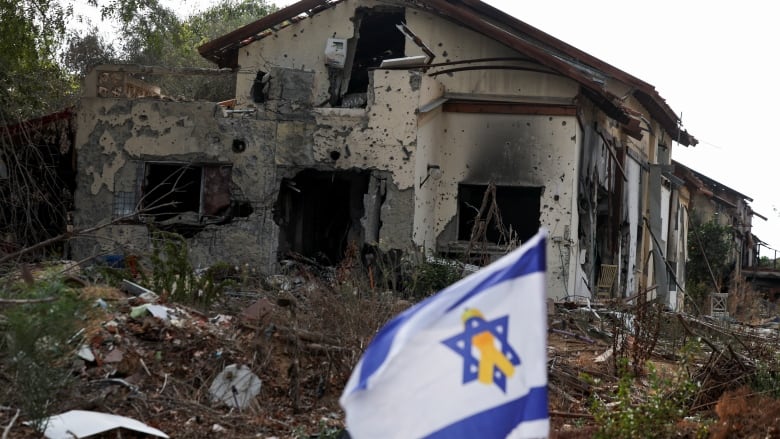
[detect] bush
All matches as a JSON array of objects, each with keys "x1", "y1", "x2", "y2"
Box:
[
  {"x1": 590, "y1": 359, "x2": 699, "y2": 438},
  {"x1": 0, "y1": 277, "x2": 87, "y2": 425},
  {"x1": 146, "y1": 230, "x2": 234, "y2": 308}
]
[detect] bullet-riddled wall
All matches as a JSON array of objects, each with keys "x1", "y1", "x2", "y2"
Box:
[{"x1": 71, "y1": 97, "x2": 281, "y2": 270}]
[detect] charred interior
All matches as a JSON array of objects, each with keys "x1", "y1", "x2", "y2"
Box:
[
  {"x1": 139, "y1": 162, "x2": 251, "y2": 236},
  {"x1": 457, "y1": 184, "x2": 542, "y2": 244},
  {"x1": 325, "y1": 7, "x2": 406, "y2": 108},
  {"x1": 275, "y1": 169, "x2": 370, "y2": 264}
]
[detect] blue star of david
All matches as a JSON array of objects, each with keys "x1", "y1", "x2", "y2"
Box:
[{"x1": 442, "y1": 313, "x2": 521, "y2": 392}]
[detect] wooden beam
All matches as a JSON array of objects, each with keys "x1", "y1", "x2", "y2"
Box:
[{"x1": 442, "y1": 101, "x2": 576, "y2": 116}]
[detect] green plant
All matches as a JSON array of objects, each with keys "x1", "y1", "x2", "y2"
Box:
[
  {"x1": 146, "y1": 230, "x2": 234, "y2": 307},
  {"x1": 408, "y1": 257, "x2": 462, "y2": 299},
  {"x1": 0, "y1": 277, "x2": 87, "y2": 427},
  {"x1": 590, "y1": 358, "x2": 699, "y2": 439},
  {"x1": 686, "y1": 218, "x2": 733, "y2": 311},
  {"x1": 750, "y1": 352, "x2": 780, "y2": 398}
]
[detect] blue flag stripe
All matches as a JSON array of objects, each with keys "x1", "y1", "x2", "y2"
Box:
[
  {"x1": 423, "y1": 386, "x2": 549, "y2": 439},
  {"x1": 444, "y1": 239, "x2": 545, "y2": 312},
  {"x1": 353, "y1": 236, "x2": 546, "y2": 392}
]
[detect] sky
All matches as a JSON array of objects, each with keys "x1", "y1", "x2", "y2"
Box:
[{"x1": 74, "y1": 0, "x2": 780, "y2": 255}]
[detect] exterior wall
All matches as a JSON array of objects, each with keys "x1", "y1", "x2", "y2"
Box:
[
  {"x1": 406, "y1": 10, "x2": 578, "y2": 98},
  {"x1": 71, "y1": 98, "x2": 280, "y2": 270},
  {"x1": 421, "y1": 112, "x2": 580, "y2": 298},
  {"x1": 70, "y1": 0, "x2": 694, "y2": 304}
]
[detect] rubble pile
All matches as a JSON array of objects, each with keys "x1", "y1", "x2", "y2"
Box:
[
  {"x1": 3, "y1": 260, "x2": 780, "y2": 438},
  {"x1": 0, "y1": 259, "x2": 396, "y2": 438}
]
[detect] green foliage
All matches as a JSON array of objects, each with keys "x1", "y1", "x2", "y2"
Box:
[
  {"x1": 0, "y1": 278, "x2": 87, "y2": 424},
  {"x1": 590, "y1": 358, "x2": 699, "y2": 439},
  {"x1": 750, "y1": 352, "x2": 780, "y2": 399},
  {"x1": 147, "y1": 230, "x2": 233, "y2": 307},
  {"x1": 64, "y1": 0, "x2": 276, "y2": 101},
  {"x1": 0, "y1": 0, "x2": 77, "y2": 120},
  {"x1": 408, "y1": 258, "x2": 463, "y2": 299},
  {"x1": 686, "y1": 218, "x2": 733, "y2": 307}
]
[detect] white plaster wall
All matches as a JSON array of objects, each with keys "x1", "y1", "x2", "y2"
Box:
[
  {"x1": 234, "y1": 0, "x2": 385, "y2": 107},
  {"x1": 413, "y1": 77, "x2": 447, "y2": 250},
  {"x1": 625, "y1": 156, "x2": 641, "y2": 296},
  {"x1": 424, "y1": 112, "x2": 579, "y2": 298},
  {"x1": 311, "y1": 69, "x2": 419, "y2": 190},
  {"x1": 405, "y1": 9, "x2": 579, "y2": 99}
]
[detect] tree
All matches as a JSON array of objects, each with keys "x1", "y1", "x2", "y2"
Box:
[
  {"x1": 64, "y1": 0, "x2": 276, "y2": 101},
  {"x1": 0, "y1": 0, "x2": 78, "y2": 121},
  {"x1": 686, "y1": 218, "x2": 733, "y2": 311}
]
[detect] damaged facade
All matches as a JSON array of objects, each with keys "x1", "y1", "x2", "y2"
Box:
[
  {"x1": 673, "y1": 160, "x2": 763, "y2": 283},
  {"x1": 65, "y1": 0, "x2": 721, "y2": 307}
]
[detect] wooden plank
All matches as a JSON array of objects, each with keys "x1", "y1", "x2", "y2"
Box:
[{"x1": 442, "y1": 101, "x2": 576, "y2": 116}]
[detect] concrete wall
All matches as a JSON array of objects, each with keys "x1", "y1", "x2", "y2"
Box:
[
  {"x1": 71, "y1": 98, "x2": 280, "y2": 270},
  {"x1": 419, "y1": 112, "x2": 580, "y2": 298},
  {"x1": 72, "y1": 0, "x2": 691, "y2": 302}
]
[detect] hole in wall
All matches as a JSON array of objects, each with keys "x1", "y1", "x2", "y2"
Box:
[{"x1": 274, "y1": 169, "x2": 370, "y2": 264}]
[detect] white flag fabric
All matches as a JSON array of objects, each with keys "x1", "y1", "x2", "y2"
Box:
[{"x1": 340, "y1": 230, "x2": 549, "y2": 438}]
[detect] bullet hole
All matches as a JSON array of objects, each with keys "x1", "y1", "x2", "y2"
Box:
[
  {"x1": 330, "y1": 150, "x2": 341, "y2": 160},
  {"x1": 549, "y1": 117, "x2": 553, "y2": 121},
  {"x1": 562, "y1": 121, "x2": 567, "y2": 126},
  {"x1": 232, "y1": 139, "x2": 246, "y2": 153},
  {"x1": 442, "y1": 51, "x2": 448, "y2": 57},
  {"x1": 438, "y1": 42, "x2": 443, "y2": 47},
  {"x1": 139, "y1": 114, "x2": 148, "y2": 121},
  {"x1": 554, "y1": 195, "x2": 560, "y2": 201}
]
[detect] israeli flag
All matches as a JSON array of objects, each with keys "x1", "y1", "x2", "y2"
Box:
[{"x1": 340, "y1": 230, "x2": 549, "y2": 438}]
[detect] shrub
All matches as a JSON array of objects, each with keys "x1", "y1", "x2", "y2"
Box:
[
  {"x1": 591, "y1": 359, "x2": 699, "y2": 438},
  {"x1": 0, "y1": 277, "x2": 87, "y2": 426}
]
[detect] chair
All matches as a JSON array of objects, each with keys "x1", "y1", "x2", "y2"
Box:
[{"x1": 595, "y1": 264, "x2": 618, "y2": 301}]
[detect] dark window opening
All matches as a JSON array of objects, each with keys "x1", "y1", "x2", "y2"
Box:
[
  {"x1": 343, "y1": 8, "x2": 406, "y2": 106},
  {"x1": 140, "y1": 162, "x2": 245, "y2": 237},
  {"x1": 457, "y1": 184, "x2": 542, "y2": 245},
  {"x1": 251, "y1": 71, "x2": 267, "y2": 103},
  {"x1": 275, "y1": 169, "x2": 370, "y2": 264},
  {"x1": 142, "y1": 163, "x2": 202, "y2": 221}
]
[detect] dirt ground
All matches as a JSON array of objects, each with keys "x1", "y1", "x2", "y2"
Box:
[{"x1": 2, "y1": 263, "x2": 780, "y2": 438}]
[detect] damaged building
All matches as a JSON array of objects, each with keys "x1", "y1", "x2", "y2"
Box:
[{"x1": 63, "y1": 0, "x2": 731, "y2": 307}]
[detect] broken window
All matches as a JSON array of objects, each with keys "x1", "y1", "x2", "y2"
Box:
[
  {"x1": 251, "y1": 71, "x2": 268, "y2": 103},
  {"x1": 138, "y1": 162, "x2": 252, "y2": 236},
  {"x1": 275, "y1": 169, "x2": 370, "y2": 264},
  {"x1": 338, "y1": 8, "x2": 405, "y2": 107},
  {"x1": 457, "y1": 184, "x2": 542, "y2": 245}
]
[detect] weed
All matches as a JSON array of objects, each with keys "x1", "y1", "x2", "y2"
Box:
[
  {"x1": 0, "y1": 277, "x2": 87, "y2": 427},
  {"x1": 146, "y1": 230, "x2": 235, "y2": 308},
  {"x1": 590, "y1": 358, "x2": 699, "y2": 438}
]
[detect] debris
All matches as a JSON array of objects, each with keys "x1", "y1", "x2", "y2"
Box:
[
  {"x1": 77, "y1": 345, "x2": 95, "y2": 362},
  {"x1": 130, "y1": 303, "x2": 170, "y2": 320},
  {"x1": 121, "y1": 279, "x2": 155, "y2": 297},
  {"x1": 240, "y1": 297, "x2": 275, "y2": 323},
  {"x1": 29, "y1": 410, "x2": 169, "y2": 438},
  {"x1": 103, "y1": 348, "x2": 124, "y2": 363},
  {"x1": 209, "y1": 364, "x2": 262, "y2": 410}
]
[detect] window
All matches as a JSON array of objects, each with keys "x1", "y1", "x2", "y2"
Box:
[
  {"x1": 275, "y1": 169, "x2": 370, "y2": 264},
  {"x1": 131, "y1": 162, "x2": 251, "y2": 236},
  {"x1": 336, "y1": 8, "x2": 405, "y2": 107},
  {"x1": 457, "y1": 184, "x2": 542, "y2": 245}
]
